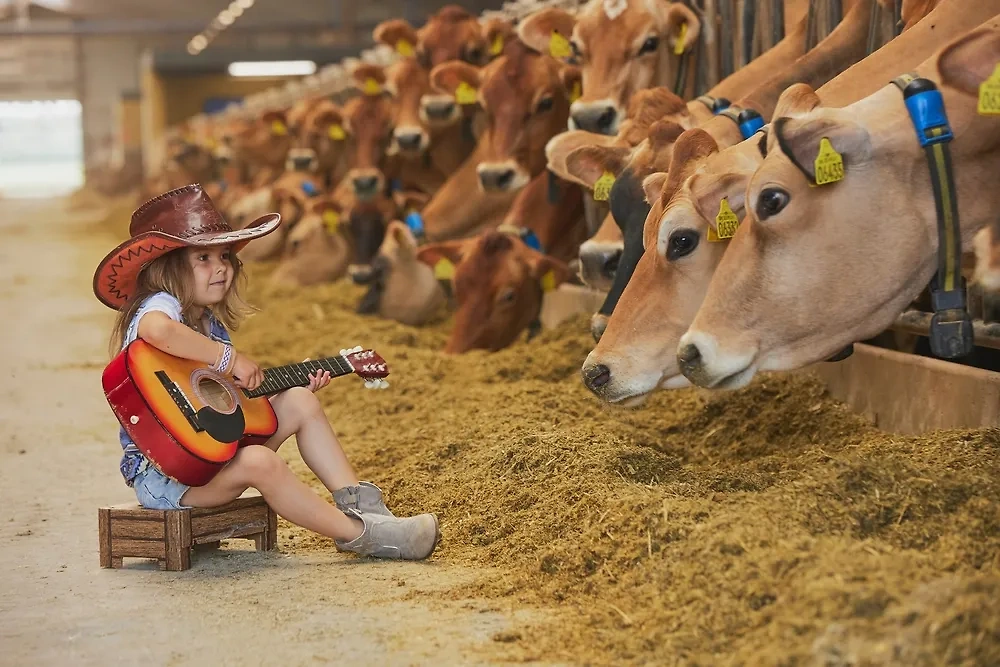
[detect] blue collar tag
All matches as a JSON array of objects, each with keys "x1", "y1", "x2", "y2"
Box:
[
  {"x1": 902, "y1": 81, "x2": 953, "y2": 147},
  {"x1": 405, "y1": 211, "x2": 425, "y2": 236},
  {"x1": 519, "y1": 228, "x2": 543, "y2": 253},
  {"x1": 301, "y1": 181, "x2": 318, "y2": 197},
  {"x1": 738, "y1": 110, "x2": 765, "y2": 139}
]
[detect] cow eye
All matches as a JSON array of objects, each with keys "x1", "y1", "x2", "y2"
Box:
[
  {"x1": 416, "y1": 49, "x2": 430, "y2": 69},
  {"x1": 498, "y1": 288, "x2": 516, "y2": 304},
  {"x1": 464, "y1": 45, "x2": 484, "y2": 64},
  {"x1": 638, "y1": 36, "x2": 659, "y2": 56},
  {"x1": 756, "y1": 188, "x2": 789, "y2": 220},
  {"x1": 666, "y1": 228, "x2": 698, "y2": 261},
  {"x1": 536, "y1": 96, "x2": 554, "y2": 113}
]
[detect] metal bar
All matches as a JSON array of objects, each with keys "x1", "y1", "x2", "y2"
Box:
[
  {"x1": 772, "y1": 0, "x2": 784, "y2": 45},
  {"x1": 719, "y1": 0, "x2": 734, "y2": 79},
  {"x1": 0, "y1": 18, "x2": 383, "y2": 36},
  {"x1": 892, "y1": 310, "x2": 1000, "y2": 351},
  {"x1": 741, "y1": 0, "x2": 755, "y2": 67}
]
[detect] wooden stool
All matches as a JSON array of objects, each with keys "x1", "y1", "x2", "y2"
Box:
[{"x1": 98, "y1": 494, "x2": 277, "y2": 571}]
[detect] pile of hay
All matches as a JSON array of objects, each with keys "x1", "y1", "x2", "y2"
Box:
[{"x1": 234, "y1": 265, "x2": 1000, "y2": 666}]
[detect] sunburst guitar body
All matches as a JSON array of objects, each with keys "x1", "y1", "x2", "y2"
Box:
[{"x1": 103, "y1": 340, "x2": 389, "y2": 486}]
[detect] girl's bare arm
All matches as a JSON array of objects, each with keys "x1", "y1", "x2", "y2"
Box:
[{"x1": 137, "y1": 311, "x2": 220, "y2": 364}]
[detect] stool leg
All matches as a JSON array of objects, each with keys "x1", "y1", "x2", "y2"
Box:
[
  {"x1": 266, "y1": 506, "x2": 277, "y2": 550},
  {"x1": 98, "y1": 508, "x2": 112, "y2": 568},
  {"x1": 164, "y1": 511, "x2": 192, "y2": 571}
]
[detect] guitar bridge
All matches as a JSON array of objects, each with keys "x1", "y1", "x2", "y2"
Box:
[{"x1": 155, "y1": 371, "x2": 204, "y2": 433}]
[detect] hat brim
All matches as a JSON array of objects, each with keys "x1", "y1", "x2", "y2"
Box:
[{"x1": 93, "y1": 212, "x2": 280, "y2": 310}]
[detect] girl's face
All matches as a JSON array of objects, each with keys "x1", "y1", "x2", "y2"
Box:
[{"x1": 186, "y1": 245, "x2": 234, "y2": 307}]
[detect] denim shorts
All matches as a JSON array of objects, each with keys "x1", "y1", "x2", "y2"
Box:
[{"x1": 133, "y1": 465, "x2": 191, "y2": 510}]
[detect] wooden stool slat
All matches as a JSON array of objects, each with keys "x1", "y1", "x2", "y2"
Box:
[{"x1": 99, "y1": 494, "x2": 276, "y2": 571}]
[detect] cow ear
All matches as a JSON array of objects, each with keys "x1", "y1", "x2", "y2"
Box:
[
  {"x1": 642, "y1": 172, "x2": 668, "y2": 205},
  {"x1": 416, "y1": 240, "x2": 467, "y2": 269},
  {"x1": 392, "y1": 189, "x2": 430, "y2": 214},
  {"x1": 559, "y1": 64, "x2": 582, "y2": 102},
  {"x1": 517, "y1": 8, "x2": 576, "y2": 58},
  {"x1": 312, "y1": 106, "x2": 344, "y2": 132},
  {"x1": 482, "y1": 18, "x2": 516, "y2": 58},
  {"x1": 937, "y1": 24, "x2": 1000, "y2": 96},
  {"x1": 687, "y1": 171, "x2": 751, "y2": 232},
  {"x1": 773, "y1": 83, "x2": 821, "y2": 119},
  {"x1": 529, "y1": 254, "x2": 572, "y2": 291},
  {"x1": 661, "y1": 2, "x2": 700, "y2": 55},
  {"x1": 311, "y1": 198, "x2": 343, "y2": 216},
  {"x1": 545, "y1": 130, "x2": 619, "y2": 183},
  {"x1": 773, "y1": 113, "x2": 871, "y2": 183},
  {"x1": 385, "y1": 220, "x2": 419, "y2": 253},
  {"x1": 565, "y1": 144, "x2": 631, "y2": 189},
  {"x1": 374, "y1": 19, "x2": 419, "y2": 58},
  {"x1": 429, "y1": 61, "x2": 482, "y2": 97},
  {"x1": 261, "y1": 109, "x2": 290, "y2": 136},
  {"x1": 349, "y1": 63, "x2": 388, "y2": 96}
]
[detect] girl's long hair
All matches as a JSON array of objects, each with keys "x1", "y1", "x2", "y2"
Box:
[{"x1": 108, "y1": 247, "x2": 254, "y2": 357}]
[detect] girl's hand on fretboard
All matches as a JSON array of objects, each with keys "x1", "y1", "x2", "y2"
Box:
[{"x1": 303, "y1": 358, "x2": 332, "y2": 393}]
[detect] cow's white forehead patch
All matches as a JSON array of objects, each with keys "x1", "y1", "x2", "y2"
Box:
[{"x1": 603, "y1": 0, "x2": 627, "y2": 21}]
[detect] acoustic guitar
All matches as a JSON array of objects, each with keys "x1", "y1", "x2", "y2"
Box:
[{"x1": 103, "y1": 340, "x2": 389, "y2": 486}]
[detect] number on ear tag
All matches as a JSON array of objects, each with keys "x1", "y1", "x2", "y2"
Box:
[
  {"x1": 328, "y1": 124, "x2": 346, "y2": 140},
  {"x1": 322, "y1": 209, "x2": 340, "y2": 234},
  {"x1": 714, "y1": 198, "x2": 740, "y2": 239},
  {"x1": 455, "y1": 81, "x2": 478, "y2": 105},
  {"x1": 814, "y1": 137, "x2": 845, "y2": 185},
  {"x1": 396, "y1": 39, "x2": 414, "y2": 57},
  {"x1": 979, "y1": 64, "x2": 1000, "y2": 115},
  {"x1": 434, "y1": 258, "x2": 455, "y2": 280},
  {"x1": 540, "y1": 269, "x2": 557, "y2": 292},
  {"x1": 549, "y1": 31, "x2": 572, "y2": 59},
  {"x1": 593, "y1": 171, "x2": 615, "y2": 201},
  {"x1": 490, "y1": 34, "x2": 504, "y2": 56},
  {"x1": 673, "y1": 23, "x2": 688, "y2": 56},
  {"x1": 271, "y1": 120, "x2": 288, "y2": 136},
  {"x1": 364, "y1": 78, "x2": 382, "y2": 96},
  {"x1": 570, "y1": 81, "x2": 582, "y2": 104}
]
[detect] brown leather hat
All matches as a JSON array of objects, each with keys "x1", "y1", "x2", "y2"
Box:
[{"x1": 93, "y1": 183, "x2": 280, "y2": 310}]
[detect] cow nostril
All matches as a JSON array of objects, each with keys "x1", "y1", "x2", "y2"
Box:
[
  {"x1": 677, "y1": 343, "x2": 702, "y2": 367},
  {"x1": 582, "y1": 363, "x2": 612, "y2": 392},
  {"x1": 396, "y1": 133, "x2": 422, "y2": 150},
  {"x1": 597, "y1": 107, "x2": 616, "y2": 131},
  {"x1": 602, "y1": 252, "x2": 621, "y2": 278},
  {"x1": 353, "y1": 176, "x2": 378, "y2": 192},
  {"x1": 426, "y1": 102, "x2": 456, "y2": 119}
]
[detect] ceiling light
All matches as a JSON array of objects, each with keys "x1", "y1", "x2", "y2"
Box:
[
  {"x1": 218, "y1": 10, "x2": 234, "y2": 26},
  {"x1": 187, "y1": 44, "x2": 202, "y2": 55},
  {"x1": 229, "y1": 4, "x2": 244, "y2": 17},
  {"x1": 237, "y1": 0, "x2": 254, "y2": 8},
  {"x1": 228, "y1": 61, "x2": 317, "y2": 77},
  {"x1": 191, "y1": 35, "x2": 208, "y2": 49}
]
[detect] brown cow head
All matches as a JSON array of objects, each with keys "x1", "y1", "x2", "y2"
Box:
[
  {"x1": 269, "y1": 197, "x2": 353, "y2": 290},
  {"x1": 431, "y1": 40, "x2": 579, "y2": 193},
  {"x1": 229, "y1": 108, "x2": 295, "y2": 172},
  {"x1": 518, "y1": 0, "x2": 698, "y2": 135},
  {"x1": 286, "y1": 100, "x2": 347, "y2": 176},
  {"x1": 417, "y1": 231, "x2": 573, "y2": 353},
  {"x1": 341, "y1": 64, "x2": 395, "y2": 201},
  {"x1": 384, "y1": 58, "x2": 434, "y2": 156}
]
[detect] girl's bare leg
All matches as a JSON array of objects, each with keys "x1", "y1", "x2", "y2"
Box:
[
  {"x1": 265, "y1": 387, "x2": 359, "y2": 492},
  {"x1": 180, "y1": 446, "x2": 363, "y2": 542}
]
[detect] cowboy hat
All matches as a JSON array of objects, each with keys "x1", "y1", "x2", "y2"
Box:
[{"x1": 93, "y1": 183, "x2": 280, "y2": 310}]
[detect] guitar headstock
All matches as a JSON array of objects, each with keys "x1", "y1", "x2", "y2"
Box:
[{"x1": 339, "y1": 346, "x2": 390, "y2": 389}]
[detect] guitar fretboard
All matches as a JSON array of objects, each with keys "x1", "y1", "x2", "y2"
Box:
[{"x1": 243, "y1": 356, "x2": 353, "y2": 398}]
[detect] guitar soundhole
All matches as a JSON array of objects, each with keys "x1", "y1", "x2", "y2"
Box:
[{"x1": 191, "y1": 370, "x2": 239, "y2": 415}]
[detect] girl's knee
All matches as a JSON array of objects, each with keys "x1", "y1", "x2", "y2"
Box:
[
  {"x1": 283, "y1": 386, "x2": 326, "y2": 421},
  {"x1": 231, "y1": 445, "x2": 285, "y2": 482}
]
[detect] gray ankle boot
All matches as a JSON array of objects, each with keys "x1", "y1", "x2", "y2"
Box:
[
  {"x1": 333, "y1": 481, "x2": 395, "y2": 517},
  {"x1": 336, "y1": 509, "x2": 440, "y2": 560}
]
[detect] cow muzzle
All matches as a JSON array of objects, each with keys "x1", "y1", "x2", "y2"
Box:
[
  {"x1": 393, "y1": 127, "x2": 429, "y2": 154},
  {"x1": 349, "y1": 169, "x2": 383, "y2": 200},
  {"x1": 569, "y1": 100, "x2": 621, "y2": 135},
  {"x1": 420, "y1": 95, "x2": 461, "y2": 126},
  {"x1": 286, "y1": 148, "x2": 318, "y2": 173},
  {"x1": 676, "y1": 330, "x2": 758, "y2": 390},
  {"x1": 477, "y1": 161, "x2": 530, "y2": 193},
  {"x1": 578, "y1": 240, "x2": 622, "y2": 289}
]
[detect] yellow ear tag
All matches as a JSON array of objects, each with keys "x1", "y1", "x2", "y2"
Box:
[
  {"x1": 549, "y1": 31, "x2": 572, "y2": 59},
  {"x1": 570, "y1": 80, "x2": 582, "y2": 104},
  {"x1": 814, "y1": 137, "x2": 845, "y2": 185},
  {"x1": 673, "y1": 23, "x2": 688, "y2": 56},
  {"x1": 396, "y1": 39, "x2": 414, "y2": 57},
  {"x1": 978, "y1": 63, "x2": 1000, "y2": 115},
  {"x1": 328, "y1": 124, "x2": 346, "y2": 141},
  {"x1": 540, "y1": 269, "x2": 557, "y2": 292},
  {"x1": 490, "y1": 33, "x2": 504, "y2": 56},
  {"x1": 322, "y1": 209, "x2": 340, "y2": 234},
  {"x1": 434, "y1": 257, "x2": 455, "y2": 280},
  {"x1": 270, "y1": 120, "x2": 288, "y2": 136},
  {"x1": 593, "y1": 170, "x2": 615, "y2": 201},
  {"x1": 364, "y1": 78, "x2": 382, "y2": 96},
  {"x1": 713, "y1": 198, "x2": 740, "y2": 240},
  {"x1": 455, "y1": 81, "x2": 478, "y2": 105}
]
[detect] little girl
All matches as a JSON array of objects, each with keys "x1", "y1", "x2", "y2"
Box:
[{"x1": 93, "y1": 184, "x2": 439, "y2": 560}]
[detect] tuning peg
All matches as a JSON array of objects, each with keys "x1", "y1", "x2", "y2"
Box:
[
  {"x1": 350, "y1": 346, "x2": 363, "y2": 354},
  {"x1": 339, "y1": 349, "x2": 348, "y2": 356},
  {"x1": 377, "y1": 379, "x2": 390, "y2": 389},
  {"x1": 364, "y1": 380, "x2": 377, "y2": 389}
]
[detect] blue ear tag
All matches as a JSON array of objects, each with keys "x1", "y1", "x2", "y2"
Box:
[
  {"x1": 405, "y1": 211, "x2": 425, "y2": 236},
  {"x1": 519, "y1": 228, "x2": 542, "y2": 252},
  {"x1": 301, "y1": 181, "x2": 318, "y2": 197},
  {"x1": 738, "y1": 110, "x2": 765, "y2": 139},
  {"x1": 901, "y1": 78, "x2": 953, "y2": 147},
  {"x1": 712, "y1": 97, "x2": 731, "y2": 114}
]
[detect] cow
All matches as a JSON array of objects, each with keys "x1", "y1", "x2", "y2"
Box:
[
  {"x1": 414, "y1": 39, "x2": 581, "y2": 241},
  {"x1": 674, "y1": 22, "x2": 1000, "y2": 390},
  {"x1": 579, "y1": 0, "x2": 990, "y2": 403},
  {"x1": 339, "y1": 64, "x2": 395, "y2": 202},
  {"x1": 268, "y1": 196, "x2": 353, "y2": 290},
  {"x1": 232, "y1": 170, "x2": 326, "y2": 262},
  {"x1": 284, "y1": 99, "x2": 351, "y2": 190}
]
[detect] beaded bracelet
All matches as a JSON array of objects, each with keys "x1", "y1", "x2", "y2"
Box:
[{"x1": 213, "y1": 343, "x2": 234, "y2": 374}]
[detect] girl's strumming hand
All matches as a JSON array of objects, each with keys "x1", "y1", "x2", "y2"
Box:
[
  {"x1": 303, "y1": 358, "x2": 331, "y2": 392},
  {"x1": 230, "y1": 352, "x2": 263, "y2": 391}
]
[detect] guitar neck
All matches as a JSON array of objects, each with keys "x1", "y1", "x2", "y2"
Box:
[{"x1": 243, "y1": 356, "x2": 354, "y2": 398}]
